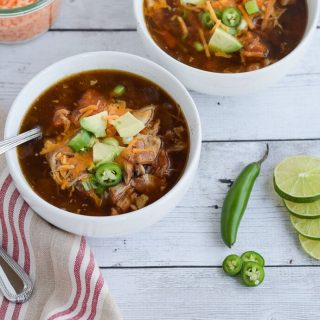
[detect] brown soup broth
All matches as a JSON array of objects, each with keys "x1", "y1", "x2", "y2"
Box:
[
  {"x1": 18, "y1": 70, "x2": 190, "y2": 216},
  {"x1": 144, "y1": 0, "x2": 308, "y2": 73}
]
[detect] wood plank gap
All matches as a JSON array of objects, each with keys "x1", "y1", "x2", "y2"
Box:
[
  {"x1": 49, "y1": 28, "x2": 137, "y2": 32},
  {"x1": 50, "y1": 27, "x2": 319, "y2": 31},
  {"x1": 99, "y1": 265, "x2": 320, "y2": 270},
  {"x1": 286, "y1": 72, "x2": 320, "y2": 77},
  {"x1": 202, "y1": 138, "x2": 320, "y2": 143}
]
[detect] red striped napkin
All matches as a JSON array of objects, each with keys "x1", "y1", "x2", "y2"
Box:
[{"x1": 0, "y1": 170, "x2": 122, "y2": 320}]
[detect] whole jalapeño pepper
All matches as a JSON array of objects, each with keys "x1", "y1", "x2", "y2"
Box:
[{"x1": 221, "y1": 145, "x2": 269, "y2": 248}]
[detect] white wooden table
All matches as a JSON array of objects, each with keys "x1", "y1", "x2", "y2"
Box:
[{"x1": 1, "y1": 1, "x2": 320, "y2": 319}]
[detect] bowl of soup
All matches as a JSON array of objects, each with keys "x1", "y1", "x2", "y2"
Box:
[
  {"x1": 5, "y1": 51, "x2": 201, "y2": 237},
  {"x1": 134, "y1": 0, "x2": 320, "y2": 95}
]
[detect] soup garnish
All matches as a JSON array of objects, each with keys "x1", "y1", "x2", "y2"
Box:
[
  {"x1": 18, "y1": 71, "x2": 189, "y2": 216},
  {"x1": 144, "y1": 0, "x2": 307, "y2": 73}
]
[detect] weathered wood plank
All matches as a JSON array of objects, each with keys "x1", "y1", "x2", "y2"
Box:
[
  {"x1": 103, "y1": 267, "x2": 320, "y2": 320},
  {"x1": 54, "y1": 0, "x2": 320, "y2": 30},
  {"x1": 1, "y1": 1, "x2": 320, "y2": 314},
  {"x1": 55, "y1": 0, "x2": 136, "y2": 30},
  {"x1": 89, "y1": 140, "x2": 320, "y2": 267},
  {"x1": 1, "y1": 31, "x2": 320, "y2": 141}
]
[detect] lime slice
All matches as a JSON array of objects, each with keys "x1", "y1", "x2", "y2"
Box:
[
  {"x1": 274, "y1": 155, "x2": 320, "y2": 203},
  {"x1": 284, "y1": 199, "x2": 320, "y2": 218},
  {"x1": 299, "y1": 234, "x2": 320, "y2": 260},
  {"x1": 291, "y1": 215, "x2": 320, "y2": 239}
]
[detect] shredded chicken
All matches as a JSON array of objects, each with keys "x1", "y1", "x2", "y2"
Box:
[
  {"x1": 109, "y1": 183, "x2": 132, "y2": 203},
  {"x1": 109, "y1": 183, "x2": 149, "y2": 213},
  {"x1": 53, "y1": 108, "x2": 71, "y2": 133},
  {"x1": 132, "y1": 174, "x2": 166, "y2": 194},
  {"x1": 120, "y1": 134, "x2": 162, "y2": 165},
  {"x1": 45, "y1": 144, "x2": 92, "y2": 191},
  {"x1": 108, "y1": 100, "x2": 129, "y2": 117},
  {"x1": 136, "y1": 194, "x2": 149, "y2": 209},
  {"x1": 164, "y1": 126, "x2": 187, "y2": 152},
  {"x1": 132, "y1": 105, "x2": 156, "y2": 126},
  {"x1": 239, "y1": 32, "x2": 269, "y2": 62},
  {"x1": 135, "y1": 164, "x2": 146, "y2": 177},
  {"x1": 122, "y1": 160, "x2": 134, "y2": 184},
  {"x1": 39, "y1": 83, "x2": 189, "y2": 216},
  {"x1": 71, "y1": 89, "x2": 107, "y2": 126},
  {"x1": 141, "y1": 119, "x2": 160, "y2": 136},
  {"x1": 153, "y1": 149, "x2": 170, "y2": 177}
]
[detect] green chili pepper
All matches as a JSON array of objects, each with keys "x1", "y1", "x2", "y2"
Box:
[
  {"x1": 222, "y1": 7, "x2": 242, "y2": 28},
  {"x1": 200, "y1": 9, "x2": 222, "y2": 28},
  {"x1": 112, "y1": 85, "x2": 126, "y2": 97},
  {"x1": 68, "y1": 129, "x2": 94, "y2": 152},
  {"x1": 214, "y1": 8, "x2": 223, "y2": 19},
  {"x1": 81, "y1": 175, "x2": 107, "y2": 194},
  {"x1": 92, "y1": 183, "x2": 107, "y2": 195},
  {"x1": 227, "y1": 27, "x2": 237, "y2": 36},
  {"x1": 90, "y1": 175, "x2": 108, "y2": 194},
  {"x1": 200, "y1": 11, "x2": 214, "y2": 29},
  {"x1": 193, "y1": 41, "x2": 204, "y2": 52},
  {"x1": 241, "y1": 261, "x2": 265, "y2": 287},
  {"x1": 221, "y1": 144, "x2": 269, "y2": 248},
  {"x1": 222, "y1": 254, "x2": 243, "y2": 276},
  {"x1": 95, "y1": 162, "x2": 122, "y2": 187},
  {"x1": 241, "y1": 251, "x2": 265, "y2": 266}
]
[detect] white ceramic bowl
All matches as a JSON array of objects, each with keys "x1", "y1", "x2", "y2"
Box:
[
  {"x1": 134, "y1": 0, "x2": 320, "y2": 96},
  {"x1": 5, "y1": 51, "x2": 202, "y2": 237}
]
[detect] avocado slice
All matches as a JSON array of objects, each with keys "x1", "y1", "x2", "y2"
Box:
[
  {"x1": 80, "y1": 111, "x2": 108, "y2": 138},
  {"x1": 93, "y1": 142, "x2": 124, "y2": 163},
  {"x1": 245, "y1": 0, "x2": 260, "y2": 15},
  {"x1": 208, "y1": 28, "x2": 243, "y2": 54},
  {"x1": 102, "y1": 137, "x2": 119, "y2": 147},
  {"x1": 122, "y1": 136, "x2": 133, "y2": 145},
  {"x1": 68, "y1": 130, "x2": 94, "y2": 152},
  {"x1": 114, "y1": 112, "x2": 145, "y2": 138}
]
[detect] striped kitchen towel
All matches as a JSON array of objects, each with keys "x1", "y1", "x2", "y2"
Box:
[{"x1": 0, "y1": 170, "x2": 122, "y2": 320}]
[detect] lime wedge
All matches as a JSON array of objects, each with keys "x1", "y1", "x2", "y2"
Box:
[
  {"x1": 299, "y1": 234, "x2": 320, "y2": 260},
  {"x1": 274, "y1": 155, "x2": 320, "y2": 203},
  {"x1": 284, "y1": 199, "x2": 320, "y2": 218},
  {"x1": 208, "y1": 28, "x2": 243, "y2": 53},
  {"x1": 291, "y1": 215, "x2": 320, "y2": 239}
]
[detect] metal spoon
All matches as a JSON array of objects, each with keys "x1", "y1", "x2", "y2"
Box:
[
  {"x1": 0, "y1": 128, "x2": 39, "y2": 301},
  {"x1": 0, "y1": 127, "x2": 42, "y2": 155},
  {"x1": 0, "y1": 248, "x2": 33, "y2": 303}
]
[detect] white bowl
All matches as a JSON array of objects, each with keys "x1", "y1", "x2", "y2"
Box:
[
  {"x1": 134, "y1": 0, "x2": 320, "y2": 96},
  {"x1": 5, "y1": 51, "x2": 202, "y2": 237}
]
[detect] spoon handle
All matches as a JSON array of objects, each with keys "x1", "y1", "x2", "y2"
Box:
[
  {"x1": 0, "y1": 248, "x2": 33, "y2": 303},
  {"x1": 0, "y1": 128, "x2": 42, "y2": 155}
]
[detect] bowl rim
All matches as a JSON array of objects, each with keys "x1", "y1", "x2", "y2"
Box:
[
  {"x1": 5, "y1": 51, "x2": 202, "y2": 223},
  {"x1": 133, "y1": 0, "x2": 320, "y2": 78}
]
